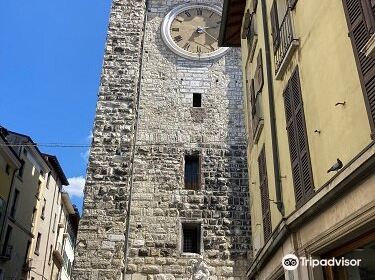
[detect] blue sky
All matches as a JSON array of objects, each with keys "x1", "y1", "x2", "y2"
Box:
[{"x1": 0, "y1": 0, "x2": 112, "y2": 212}]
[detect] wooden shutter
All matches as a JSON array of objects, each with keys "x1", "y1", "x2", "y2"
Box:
[
  {"x1": 255, "y1": 50, "x2": 264, "y2": 93},
  {"x1": 250, "y1": 79, "x2": 256, "y2": 117},
  {"x1": 283, "y1": 67, "x2": 314, "y2": 207},
  {"x1": 270, "y1": 0, "x2": 280, "y2": 51},
  {"x1": 246, "y1": 79, "x2": 254, "y2": 146},
  {"x1": 342, "y1": 0, "x2": 375, "y2": 137},
  {"x1": 242, "y1": 10, "x2": 252, "y2": 39},
  {"x1": 258, "y1": 147, "x2": 272, "y2": 241}
]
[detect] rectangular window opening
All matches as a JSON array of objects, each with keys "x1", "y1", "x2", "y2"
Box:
[
  {"x1": 193, "y1": 93, "x2": 202, "y2": 107},
  {"x1": 18, "y1": 160, "x2": 25, "y2": 178},
  {"x1": 5, "y1": 164, "x2": 10, "y2": 175},
  {"x1": 182, "y1": 223, "x2": 201, "y2": 254},
  {"x1": 184, "y1": 154, "x2": 200, "y2": 190},
  {"x1": 48, "y1": 244, "x2": 53, "y2": 264},
  {"x1": 10, "y1": 190, "x2": 20, "y2": 219},
  {"x1": 35, "y1": 233, "x2": 41, "y2": 255},
  {"x1": 41, "y1": 198, "x2": 46, "y2": 219},
  {"x1": 2, "y1": 226, "x2": 12, "y2": 258}
]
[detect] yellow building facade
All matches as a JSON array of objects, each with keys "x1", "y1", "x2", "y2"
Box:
[
  {"x1": 0, "y1": 127, "x2": 78, "y2": 280},
  {"x1": 0, "y1": 131, "x2": 22, "y2": 277},
  {"x1": 220, "y1": 0, "x2": 375, "y2": 279}
]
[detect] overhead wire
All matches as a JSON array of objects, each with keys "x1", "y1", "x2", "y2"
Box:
[{"x1": 0, "y1": 140, "x2": 247, "y2": 149}]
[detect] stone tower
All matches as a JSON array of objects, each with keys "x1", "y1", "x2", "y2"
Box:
[{"x1": 73, "y1": 0, "x2": 251, "y2": 279}]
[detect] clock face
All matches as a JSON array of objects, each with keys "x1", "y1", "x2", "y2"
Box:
[{"x1": 161, "y1": 4, "x2": 229, "y2": 61}]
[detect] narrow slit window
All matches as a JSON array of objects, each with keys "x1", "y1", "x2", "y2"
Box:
[
  {"x1": 193, "y1": 93, "x2": 202, "y2": 107},
  {"x1": 35, "y1": 233, "x2": 41, "y2": 254},
  {"x1": 10, "y1": 190, "x2": 19, "y2": 219},
  {"x1": 182, "y1": 223, "x2": 201, "y2": 254},
  {"x1": 184, "y1": 154, "x2": 200, "y2": 189}
]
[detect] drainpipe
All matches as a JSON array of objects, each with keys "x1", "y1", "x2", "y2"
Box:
[
  {"x1": 260, "y1": 0, "x2": 284, "y2": 215},
  {"x1": 42, "y1": 175, "x2": 58, "y2": 278},
  {"x1": 122, "y1": 0, "x2": 149, "y2": 279},
  {"x1": 50, "y1": 196, "x2": 64, "y2": 280}
]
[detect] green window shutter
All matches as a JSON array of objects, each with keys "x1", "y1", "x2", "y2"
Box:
[
  {"x1": 258, "y1": 147, "x2": 272, "y2": 241},
  {"x1": 283, "y1": 67, "x2": 314, "y2": 207},
  {"x1": 342, "y1": 0, "x2": 375, "y2": 138}
]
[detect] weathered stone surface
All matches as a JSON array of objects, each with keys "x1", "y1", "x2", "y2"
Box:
[{"x1": 73, "y1": 0, "x2": 251, "y2": 279}]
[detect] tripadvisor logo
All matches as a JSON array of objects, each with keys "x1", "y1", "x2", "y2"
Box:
[
  {"x1": 282, "y1": 254, "x2": 362, "y2": 270},
  {"x1": 282, "y1": 254, "x2": 299, "y2": 270}
]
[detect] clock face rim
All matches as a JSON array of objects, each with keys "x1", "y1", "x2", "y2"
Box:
[{"x1": 161, "y1": 4, "x2": 229, "y2": 61}]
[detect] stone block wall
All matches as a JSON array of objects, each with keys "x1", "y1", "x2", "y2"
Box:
[{"x1": 73, "y1": 0, "x2": 251, "y2": 279}]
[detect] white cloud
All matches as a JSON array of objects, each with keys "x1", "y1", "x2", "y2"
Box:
[
  {"x1": 87, "y1": 131, "x2": 93, "y2": 141},
  {"x1": 65, "y1": 176, "x2": 85, "y2": 198},
  {"x1": 80, "y1": 131, "x2": 93, "y2": 164},
  {"x1": 80, "y1": 149, "x2": 90, "y2": 164}
]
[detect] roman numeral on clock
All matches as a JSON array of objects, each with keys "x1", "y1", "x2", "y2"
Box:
[
  {"x1": 196, "y1": 8, "x2": 203, "y2": 15},
  {"x1": 172, "y1": 27, "x2": 179, "y2": 32},
  {"x1": 185, "y1": 11, "x2": 191, "y2": 17},
  {"x1": 183, "y1": 43, "x2": 190, "y2": 50},
  {"x1": 174, "y1": 35, "x2": 183, "y2": 42},
  {"x1": 209, "y1": 12, "x2": 215, "y2": 18}
]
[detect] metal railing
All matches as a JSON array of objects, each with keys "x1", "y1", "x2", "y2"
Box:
[{"x1": 274, "y1": 8, "x2": 298, "y2": 74}]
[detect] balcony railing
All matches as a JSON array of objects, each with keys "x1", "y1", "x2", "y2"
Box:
[
  {"x1": 274, "y1": 8, "x2": 299, "y2": 79},
  {"x1": 0, "y1": 244, "x2": 13, "y2": 261}
]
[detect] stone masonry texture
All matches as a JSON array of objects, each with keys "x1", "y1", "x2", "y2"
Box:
[{"x1": 73, "y1": 0, "x2": 251, "y2": 279}]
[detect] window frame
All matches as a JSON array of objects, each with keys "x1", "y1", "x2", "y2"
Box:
[
  {"x1": 184, "y1": 153, "x2": 202, "y2": 190},
  {"x1": 9, "y1": 189, "x2": 20, "y2": 219},
  {"x1": 193, "y1": 93, "x2": 202, "y2": 108},
  {"x1": 34, "y1": 233, "x2": 42, "y2": 255},
  {"x1": 180, "y1": 221, "x2": 203, "y2": 255}
]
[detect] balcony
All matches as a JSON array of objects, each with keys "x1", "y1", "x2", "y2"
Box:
[
  {"x1": 274, "y1": 8, "x2": 299, "y2": 79},
  {"x1": 0, "y1": 244, "x2": 13, "y2": 262}
]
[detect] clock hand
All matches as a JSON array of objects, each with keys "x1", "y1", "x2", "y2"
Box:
[
  {"x1": 200, "y1": 29, "x2": 218, "y2": 41},
  {"x1": 200, "y1": 25, "x2": 220, "y2": 29}
]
